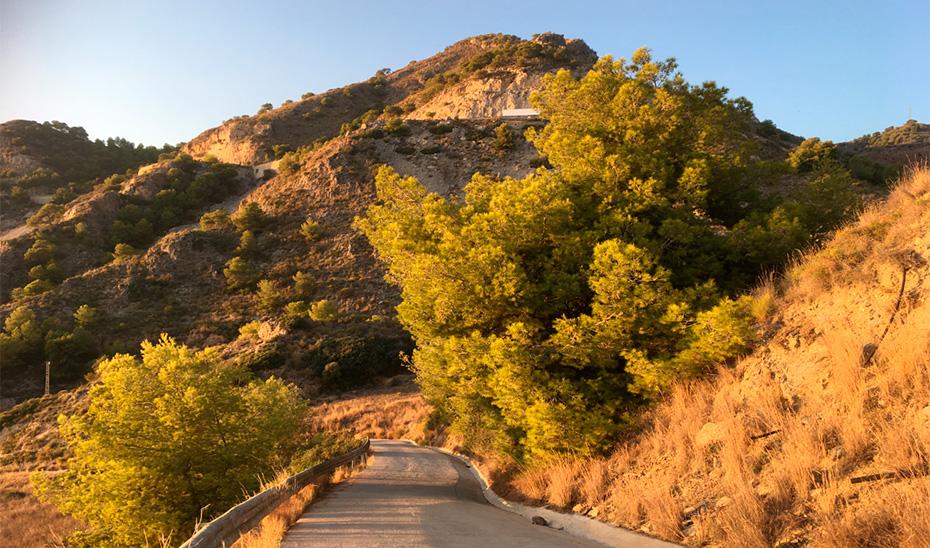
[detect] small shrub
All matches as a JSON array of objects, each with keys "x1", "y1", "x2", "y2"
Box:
[
  {"x1": 256, "y1": 279, "x2": 284, "y2": 312},
  {"x1": 224, "y1": 257, "x2": 258, "y2": 289},
  {"x1": 24, "y1": 238, "x2": 57, "y2": 264},
  {"x1": 420, "y1": 145, "x2": 442, "y2": 155},
  {"x1": 428, "y1": 123, "x2": 453, "y2": 135},
  {"x1": 258, "y1": 103, "x2": 273, "y2": 114},
  {"x1": 394, "y1": 145, "x2": 415, "y2": 155},
  {"x1": 300, "y1": 218, "x2": 321, "y2": 241},
  {"x1": 27, "y1": 203, "x2": 66, "y2": 227},
  {"x1": 74, "y1": 305, "x2": 99, "y2": 329},
  {"x1": 11, "y1": 279, "x2": 55, "y2": 300},
  {"x1": 199, "y1": 209, "x2": 233, "y2": 231},
  {"x1": 788, "y1": 138, "x2": 836, "y2": 172},
  {"x1": 493, "y1": 123, "x2": 515, "y2": 150},
  {"x1": 272, "y1": 144, "x2": 292, "y2": 159},
  {"x1": 111, "y1": 243, "x2": 138, "y2": 263},
  {"x1": 235, "y1": 344, "x2": 284, "y2": 371},
  {"x1": 232, "y1": 203, "x2": 269, "y2": 232},
  {"x1": 308, "y1": 300, "x2": 338, "y2": 322},
  {"x1": 238, "y1": 320, "x2": 263, "y2": 339},
  {"x1": 384, "y1": 118, "x2": 409, "y2": 136},
  {"x1": 292, "y1": 271, "x2": 315, "y2": 298},
  {"x1": 236, "y1": 230, "x2": 258, "y2": 256},
  {"x1": 285, "y1": 300, "x2": 309, "y2": 318}
]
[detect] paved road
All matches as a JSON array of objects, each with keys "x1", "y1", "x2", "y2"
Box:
[{"x1": 280, "y1": 439, "x2": 605, "y2": 547}]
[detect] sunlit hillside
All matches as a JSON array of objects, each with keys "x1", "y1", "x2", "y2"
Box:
[{"x1": 496, "y1": 166, "x2": 930, "y2": 547}]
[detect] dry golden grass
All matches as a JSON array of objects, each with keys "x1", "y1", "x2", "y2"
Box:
[
  {"x1": 310, "y1": 377, "x2": 433, "y2": 441},
  {"x1": 234, "y1": 459, "x2": 367, "y2": 548},
  {"x1": 498, "y1": 167, "x2": 930, "y2": 546},
  {"x1": 0, "y1": 471, "x2": 80, "y2": 547}
]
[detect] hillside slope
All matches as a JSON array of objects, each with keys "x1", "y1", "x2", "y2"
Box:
[
  {"x1": 495, "y1": 167, "x2": 930, "y2": 547},
  {"x1": 1, "y1": 33, "x2": 589, "y2": 408},
  {"x1": 0, "y1": 120, "x2": 171, "y2": 235}
]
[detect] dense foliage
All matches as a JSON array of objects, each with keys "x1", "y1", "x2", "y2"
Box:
[
  {"x1": 34, "y1": 336, "x2": 306, "y2": 547},
  {"x1": 357, "y1": 50, "x2": 860, "y2": 459}
]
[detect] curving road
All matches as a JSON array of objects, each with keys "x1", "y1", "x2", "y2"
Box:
[{"x1": 280, "y1": 439, "x2": 606, "y2": 547}]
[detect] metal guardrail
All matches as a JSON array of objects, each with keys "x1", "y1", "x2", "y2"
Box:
[{"x1": 180, "y1": 438, "x2": 371, "y2": 548}]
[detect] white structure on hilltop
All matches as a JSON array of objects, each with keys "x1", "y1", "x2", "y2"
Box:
[{"x1": 501, "y1": 108, "x2": 540, "y2": 119}]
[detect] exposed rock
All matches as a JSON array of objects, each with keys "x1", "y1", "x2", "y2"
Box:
[{"x1": 531, "y1": 515, "x2": 548, "y2": 526}]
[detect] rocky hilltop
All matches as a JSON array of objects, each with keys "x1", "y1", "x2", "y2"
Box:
[{"x1": 182, "y1": 33, "x2": 595, "y2": 164}]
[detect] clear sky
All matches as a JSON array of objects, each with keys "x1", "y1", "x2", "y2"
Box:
[{"x1": 1, "y1": 0, "x2": 928, "y2": 146}]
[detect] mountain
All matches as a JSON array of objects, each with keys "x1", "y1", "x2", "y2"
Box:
[
  {"x1": 0, "y1": 33, "x2": 595, "y2": 408},
  {"x1": 2, "y1": 31, "x2": 929, "y2": 547},
  {"x1": 0, "y1": 33, "x2": 923, "y2": 411}
]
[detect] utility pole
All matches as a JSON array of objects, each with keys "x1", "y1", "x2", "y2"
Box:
[{"x1": 45, "y1": 360, "x2": 50, "y2": 396}]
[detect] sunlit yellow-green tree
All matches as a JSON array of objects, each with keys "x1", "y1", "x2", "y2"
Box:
[
  {"x1": 356, "y1": 49, "x2": 768, "y2": 459},
  {"x1": 34, "y1": 335, "x2": 306, "y2": 547}
]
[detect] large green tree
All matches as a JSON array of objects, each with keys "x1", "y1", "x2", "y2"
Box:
[
  {"x1": 35, "y1": 335, "x2": 306, "y2": 547},
  {"x1": 356, "y1": 50, "x2": 778, "y2": 459}
]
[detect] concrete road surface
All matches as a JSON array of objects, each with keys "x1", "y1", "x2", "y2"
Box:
[{"x1": 280, "y1": 439, "x2": 606, "y2": 547}]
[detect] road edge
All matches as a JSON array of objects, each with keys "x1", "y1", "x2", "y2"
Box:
[{"x1": 397, "y1": 439, "x2": 681, "y2": 548}]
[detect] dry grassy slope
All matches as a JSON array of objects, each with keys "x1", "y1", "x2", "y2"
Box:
[
  {"x1": 182, "y1": 33, "x2": 595, "y2": 165},
  {"x1": 495, "y1": 167, "x2": 930, "y2": 547}
]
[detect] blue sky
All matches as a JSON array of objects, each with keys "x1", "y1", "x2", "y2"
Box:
[{"x1": 1, "y1": 0, "x2": 927, "y2": 146}]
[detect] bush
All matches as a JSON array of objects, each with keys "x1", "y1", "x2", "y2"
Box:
[
  {"x1": 111, "y1": 243, "x2": 138, "y2": 263},
  {"x1": 238, "y1": 320, "x2": 263, "y2": 339},
  {"x1": 258, "y1": 102, "x2": 273, "y2": 114},
  {"x1": 788, "y1": 138, "x2": 836, "y2": 172},
  {"x1": 26, "y1": 203, "x2": 66, "y2": 226},
  {"x1": 292, "y1": 270, "x2": 315, "y2": 298},
  {"x1": 235, "y1": 343, "x2": 284, "y2": 371},
  {"x1": 256, "y1": 279, "x2": 284, "y2": 312},
  {"x1": 74, "y1": 304, "x2": 98, "y2": 329},
  {"x1": 285, "y1": 300, "x2": 309, "y2": 318},
  {"x1": 493, "y1": 123, "x2": 515, "y2": 150},
  {"x1": 199, "y1": 209, "x2": 233, "y2": 231},
  {"x1": 224, "y1": 257, "x2": 258, "y2": 289},
  {"x1": 28, "y1": 261, "x2": 62, "y2": 282},
  {"x1": 846, "y1": 154, "x2": 899, "y2": 186},
  {"x1": 10, "y1": 279, "x2": 54, "y2": 300},
  {"x1": 272, "y1": 144, "x2": 292, "y2": 159},
  {"x1": 23, "y1": 238, "x2": 57, "y2": 264},
  {"x1": 44, "y1": 327, "x2": 98, "y2": 379},
  {"x1": 278, "y1": 151, "x2": 302, "y2": 174},
  {"x1": 308, "y1": 299, "x2": 338, "y2": 321},
  {"x1": 236, "y1": 229, "x2": 258, "y2": 256},
  {"x1": 33, "y1": 335, "x2": 306, "y2": 547},
  {"x1": 0, "y1": 306, "x2": 45, "y2": 369},
  {"x1": 428, "y1": 123, "x2": 454, "y2": 135},
  {"x1": 384, "y1": 118, "x2": 410, "y2": 136},
  {"x1": 795, "y1": 164, "x2": 862, "y2": 234},
  {"x1": 305, "y1": 335, "x2": 413, "y2": 391},
  {"x1": 300, "y1": 218, "x2": 321, "y2": 241},
  {"x1": 232, "y1": 202, "x2": 269, "y2": 232}
]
